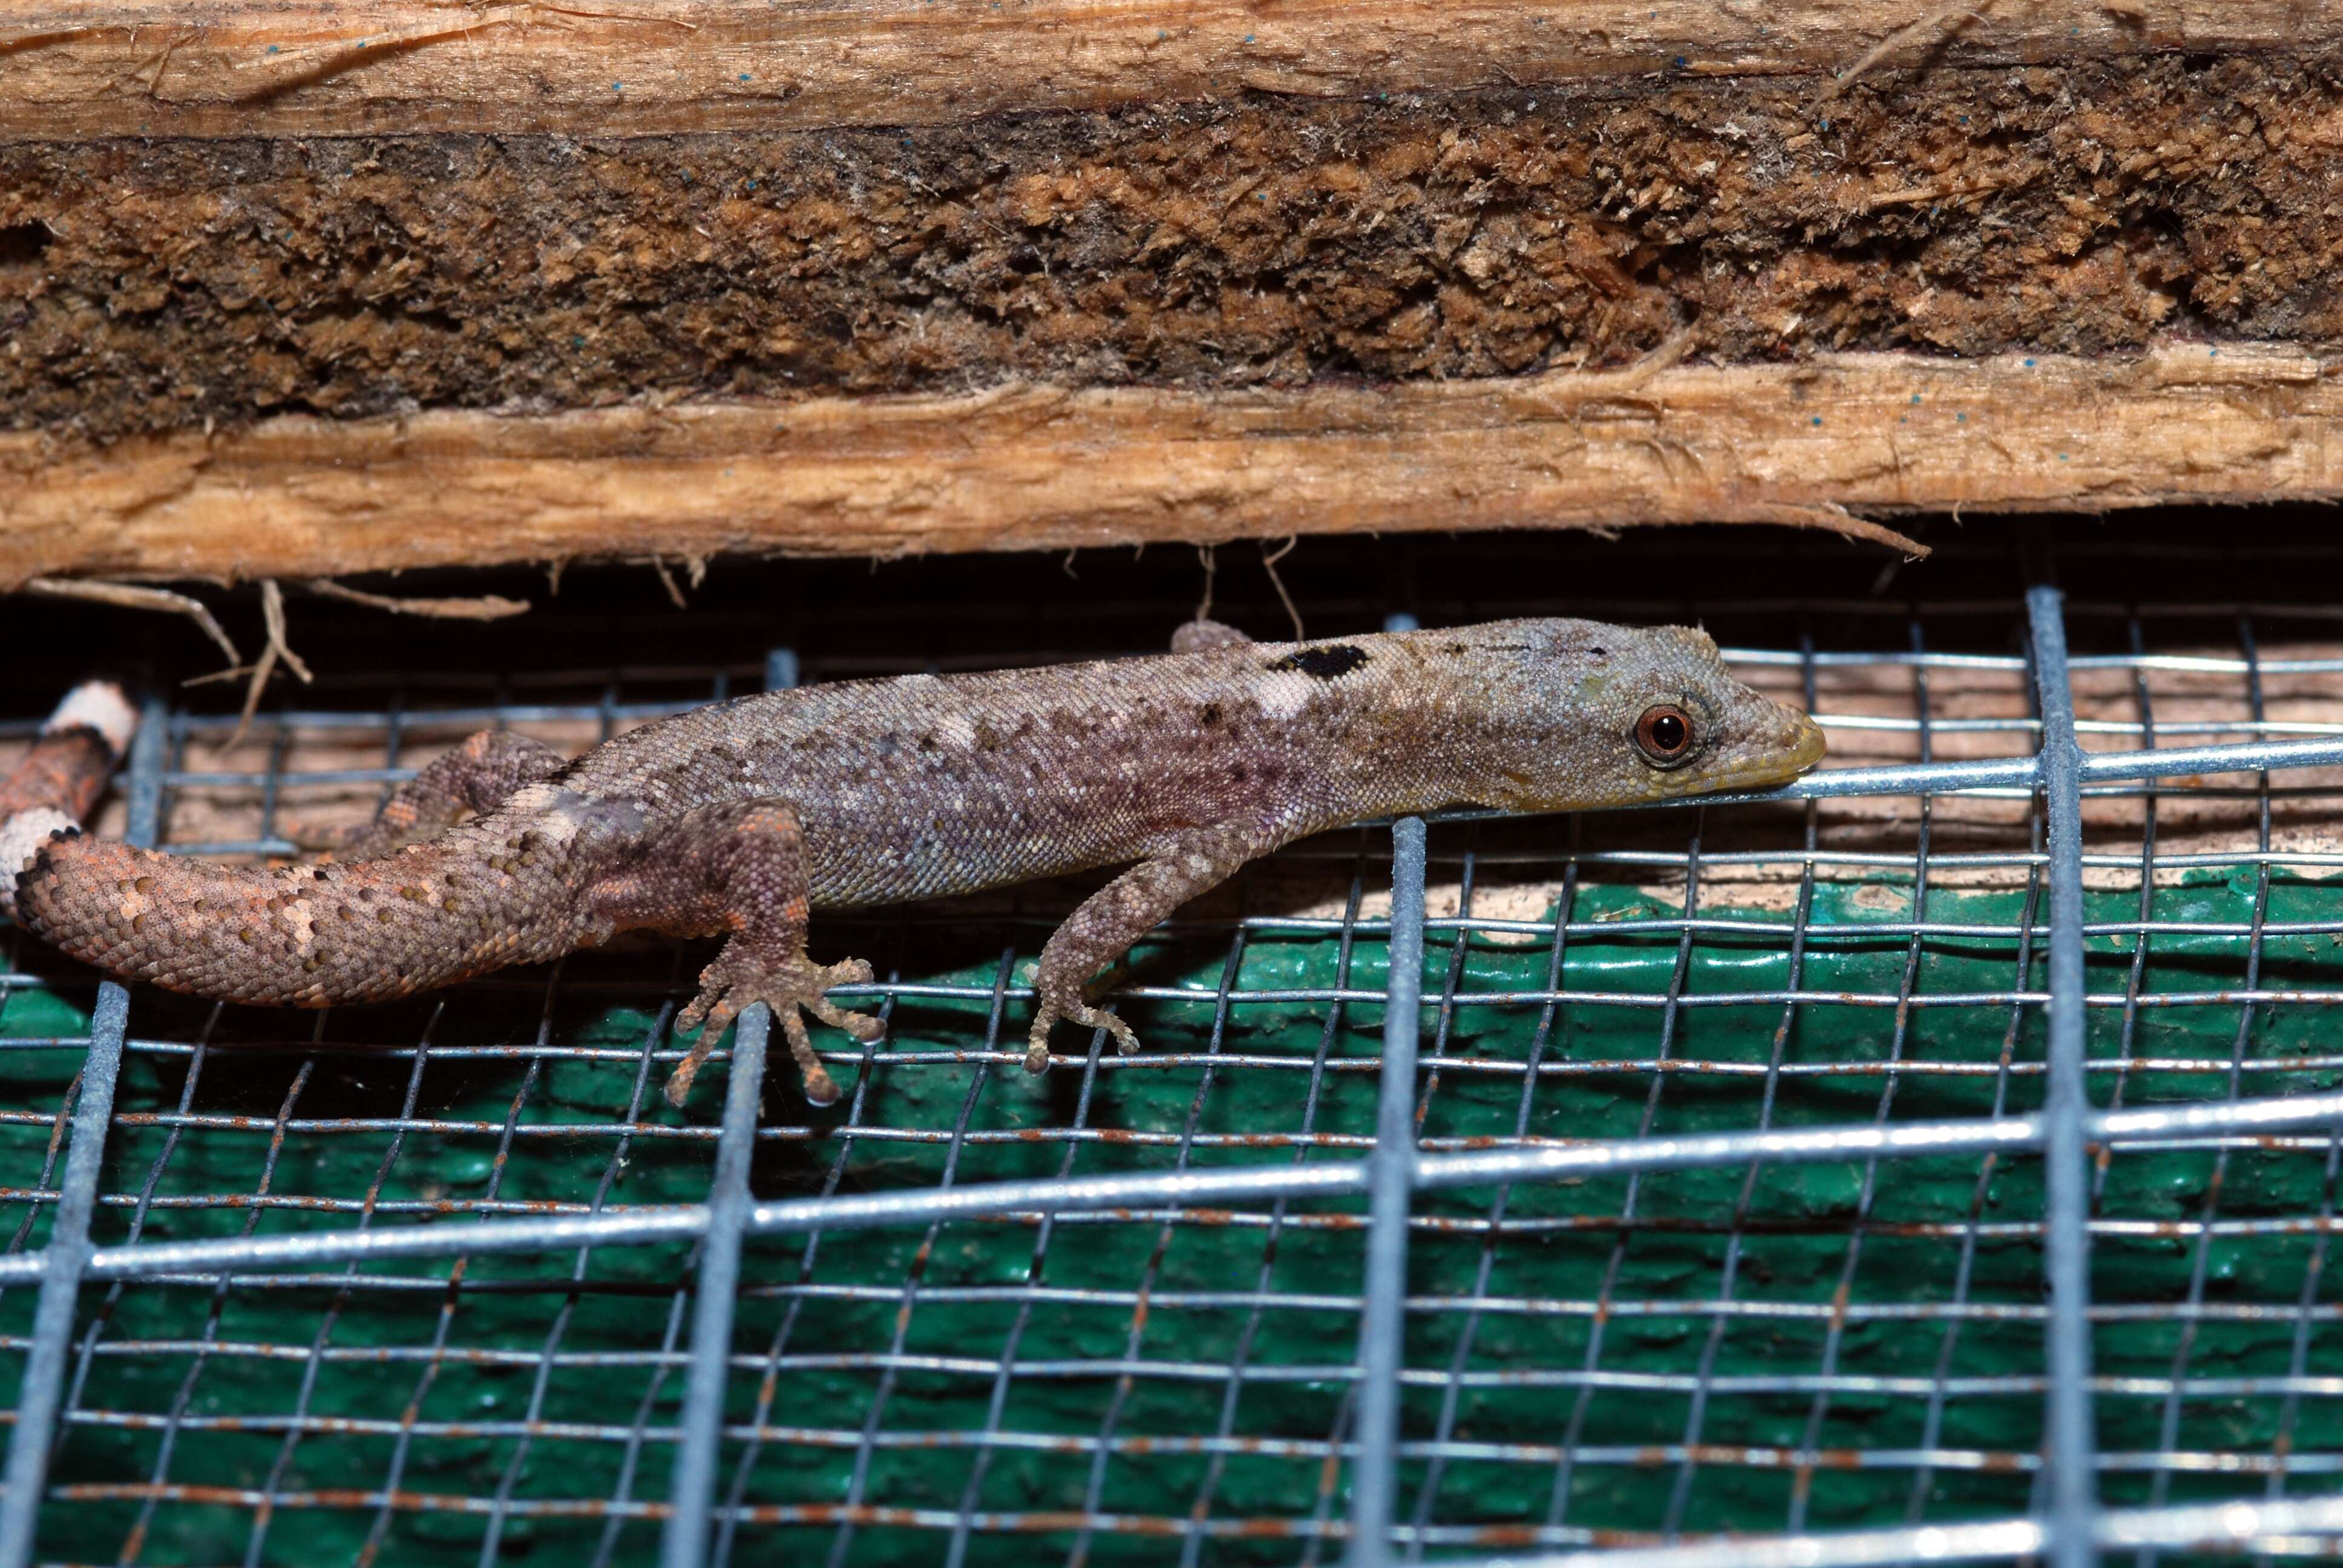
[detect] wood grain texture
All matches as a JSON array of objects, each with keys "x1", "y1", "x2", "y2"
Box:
[
  {"x1": 20, "y1": 60, "x2": 2339, "y2": 442},
  {"x1": 0, "y1": 0, "x2": 2321, "y2": 137},
  {"x1": 8, "y1": 342, "x2": 2340, "y2": 584},
  {"x1": 6, "y1": 0, "x2": 2339, "y2": 579}
]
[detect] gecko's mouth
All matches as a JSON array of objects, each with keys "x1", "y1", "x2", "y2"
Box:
[
  {"x1": 1778, "y1": 714, "x2": 1829, "y2": 776},
  {"x1": 1650, "y1": 710, "x2": 1828, "y2": 799}
]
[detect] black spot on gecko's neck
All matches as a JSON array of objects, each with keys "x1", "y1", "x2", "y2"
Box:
[{"x1": 1268, "y1": 644, "x2": 1370, "y2": 680}]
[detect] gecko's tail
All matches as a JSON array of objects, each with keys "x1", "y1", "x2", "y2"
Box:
[
  {"x1": 0, "y1": 680, "x2": 140, "y2": 921},
  {"x1": 13, "y1": 828, "x2": 560, "y2": 1008}
]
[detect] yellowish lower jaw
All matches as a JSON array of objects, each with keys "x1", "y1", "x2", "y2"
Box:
[
  {"x1": 1651, "y1": 719, "x2": 1829, "y2": 799},
  {"x1": 1783, "y1": 717, "x2": 1829, "y2": 775}
]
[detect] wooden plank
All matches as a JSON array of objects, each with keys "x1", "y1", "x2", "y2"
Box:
[
  {"x1": 10, "y1": 50, "x2": 2339, "y2": 445},
  {"x1": 0, "y1": 1, "x2": 2315, "y2": 138},
  {"x1": 5, "y1": 0, "x2": 2339, "y2": 580},
  {"x1": 10, "y1": 344, "x2": 2341, "y2": 584}
]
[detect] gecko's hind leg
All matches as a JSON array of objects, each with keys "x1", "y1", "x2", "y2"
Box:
[
  {"x1": 591, "y1": 798, "x2": 880, "y2": 1108},
  {"x1": 293, "y1": 730, "x2": 568, "y2": 858},
  {"x1": 1025, "y1": 817, "x2": 1291, "y2": 1073}
]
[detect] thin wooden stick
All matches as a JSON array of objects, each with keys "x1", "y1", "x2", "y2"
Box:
[
  {"x1": 1820, "y1": 0, "x2": 1999, "y2": 101},
  {"x1": 1259, "y1": 538, "x2": 1305, "y2": 642},
  {"x1": 306, "y1": 578, "x2": 531, "y2": 620},
  {"x1": 21, "y1": 578, "x2": 242, "y2": 670},
  {"x1": 217, "y1": 580, "x2": 312, "y2": 748},
  {"x1": 647, "y1": 556, "x2": 689, "y2": 609}
]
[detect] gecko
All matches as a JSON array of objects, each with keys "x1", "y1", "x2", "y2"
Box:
[{"x1": 10, "y1": 618, "x2": 1824, "y2": 1108}]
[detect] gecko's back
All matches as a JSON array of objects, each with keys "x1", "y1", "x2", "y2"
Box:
[
  {"x1": 550, "y1": 617, "x2": 1818, "y2": 907},
  {"x1": 549, "y1": 622, "x2": 1457, "y2": 906}
]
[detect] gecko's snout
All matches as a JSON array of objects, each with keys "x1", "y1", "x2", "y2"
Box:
[
  {"x1": 1743, "y1": 702, "x2": 1826, "y2": 788},
  {"x1": 1783, "y1": 710, "x2": 1827, "y2": 775},
  {"x1": 1671, "y1": 688, "x2": 1826, "y2": 797}
]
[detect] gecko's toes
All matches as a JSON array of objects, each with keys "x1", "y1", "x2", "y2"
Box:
[
  {"x1": 662, "y1": 1049, "x2": 708, "y2": 1108},
  {"x1": 803, "y1": 958, "x2": 884, "y2": 1042},
  {"x1": 1093, "y1": 1007, "x2": 1141, "y2": 1057},
  {"x1": 677, "y1": 944, "x2": 877, "y2": 1105},
  {"x1": 675, "y1": 989, "x2": 722, "y2": 1037},
  {"x1": 806, "y1": 996, "x2": 885, "y2": 1043},
  {"x1": 1024, "y1": 1001, "x2": 1141, "y2": 1074},
  {"x1": 778, "y1": 1008, "x2": 844, "y2": 1108}
]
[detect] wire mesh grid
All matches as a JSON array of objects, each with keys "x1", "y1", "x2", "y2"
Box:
[{"x1": 3, "y1": 528, "x2": 2343, "y2": 1566}]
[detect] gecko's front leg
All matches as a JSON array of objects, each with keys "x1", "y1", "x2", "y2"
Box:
[
  {"x1": 589, "y1": 799, "x2": 881, "y2": 1108},
  {"x1": 1026, "y1": 816, "x2": 1298, "y2": 1073}
]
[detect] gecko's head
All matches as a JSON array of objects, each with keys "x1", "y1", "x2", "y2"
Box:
[{"x1": 1450, "y1": 618, "x2": 1825, "y2": 812}]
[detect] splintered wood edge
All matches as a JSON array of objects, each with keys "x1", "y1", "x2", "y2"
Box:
[
  {"x1": 0, "y1": 0, "x2": 2316, "y2": 138},
  {"x1": 7, "y1": 344, "x2": 2340, "y2": 584}
]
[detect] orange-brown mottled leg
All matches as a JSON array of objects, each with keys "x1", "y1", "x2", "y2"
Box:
[
  {"x1": 590, "y1": 798, "x2": 880, "y2": 1109},
  {"x1": 294, "y1": 731, "x2": 568, "y2": 858},
  {"x1": 1024, "y1": 817, "x2": 1290, "y2": 1074}
]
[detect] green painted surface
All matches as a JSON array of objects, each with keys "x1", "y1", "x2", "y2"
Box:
[{"x1": 6, "y1": 864, "x2": 2341, "y2": 1563}]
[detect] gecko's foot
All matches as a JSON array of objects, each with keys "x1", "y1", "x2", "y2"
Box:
[
  {"x1": 667, "y1": 952, "x2": 883, "y2": 1108},
  {"x1": 1023, "y1": 1001, "x2": 1141, "y2": 1074}
]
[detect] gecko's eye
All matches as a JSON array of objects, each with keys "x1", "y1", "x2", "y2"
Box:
[{"x1": 1633, "y1": 704, "x2": 1697, "y2": 768}]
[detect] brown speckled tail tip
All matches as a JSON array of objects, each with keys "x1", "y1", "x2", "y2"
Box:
[{"x1": 0, "y1": 682, "x2": 138, "y2": 920}]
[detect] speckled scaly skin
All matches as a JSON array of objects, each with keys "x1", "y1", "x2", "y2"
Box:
[
  {"x1": 0, "y1": 681, "x2": 138, "y2": 921},
  {"x1": 13, "y1": 619, "x2": 1824, "y2": 1106}
]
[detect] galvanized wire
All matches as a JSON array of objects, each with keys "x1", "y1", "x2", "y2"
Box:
[
  {"x1": 0, "y1": 695, "x2": 163, "y2": 1566},
  {"x1": 2029, "y1": 586, "x2": 2101, "y2": 1567},
  {"x1": 5, "y1": 569, "x2": 2343, "y2": 1564}
]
